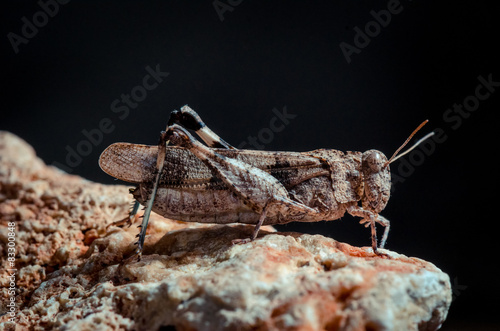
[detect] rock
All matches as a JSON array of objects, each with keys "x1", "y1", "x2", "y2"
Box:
[{"x1": 0, "y1": 131, "x2": 452, "y2": 330}]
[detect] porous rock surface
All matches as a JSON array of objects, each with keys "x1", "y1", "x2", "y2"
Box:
[{"x1": 0, "y1": 131, "x2": 452, "y2": 330}]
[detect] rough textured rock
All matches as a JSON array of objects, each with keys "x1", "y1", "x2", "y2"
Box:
[{"x1": 0, "y1": 131, "x2": 452, "y2": 330}]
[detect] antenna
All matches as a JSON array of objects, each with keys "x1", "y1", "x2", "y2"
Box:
[{"x1": 384, "y1": 120, "x2": 434, "y2": 167}]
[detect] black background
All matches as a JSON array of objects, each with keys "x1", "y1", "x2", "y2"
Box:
[{"x1": 2, "y1": 1, "x2": 498, "y2": 329}]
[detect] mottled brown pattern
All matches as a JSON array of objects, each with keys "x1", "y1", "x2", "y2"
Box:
[{"x1": 99, "y1": 106, "x2": 394, "y2": 255}]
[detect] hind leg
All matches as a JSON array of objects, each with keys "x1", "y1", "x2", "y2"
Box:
[
  {"x1": 124, "y1": 130, "x2": 169, "y2": 262},
  {"x1": 167, "y1": 105, "x2": 235, "y2": 149},
  {"x1": 124, "y1": 107, "x2": 234, "y2": 262},
  {"x1": 165, "y1": 124, "x2": 323, "y2": 243}
]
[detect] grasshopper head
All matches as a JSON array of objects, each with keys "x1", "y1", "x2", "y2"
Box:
[
  {"x1": 359, "y1": 120, "x2": 433, "y2": 213},
  {"x1": 361, "y1": 150, "x2": 391, "y2": 213}
]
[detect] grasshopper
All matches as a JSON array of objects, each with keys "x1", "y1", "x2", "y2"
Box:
[{"x1": 99, "y1": 106, "x2": 432, "y2": 260}]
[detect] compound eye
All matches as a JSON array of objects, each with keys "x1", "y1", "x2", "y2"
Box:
[{"x1": 366, "y1": 152, "x2": 383, "y2": 172}]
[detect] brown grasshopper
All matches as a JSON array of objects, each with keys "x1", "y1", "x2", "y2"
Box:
[{"x1": 99, "y1": 105, "x2": 432, "y2": 260}]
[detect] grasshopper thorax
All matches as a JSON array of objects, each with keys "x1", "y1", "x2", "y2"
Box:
[{"x1": 361, "y1": 150, "x2": 391, "y2": 213}]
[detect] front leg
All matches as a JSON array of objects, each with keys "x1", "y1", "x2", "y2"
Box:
[
  {"x1": 166, "y1": 124, "x2": 321, "y2": 241},
  {"x1": 347, "y1": 204, "x2": 390, "y2": 256},
  {"x1": 377, "y1": 215, "x2": 390, "y2": 249}
]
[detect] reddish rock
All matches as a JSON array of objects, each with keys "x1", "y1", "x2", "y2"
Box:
[{"x1": 0, "y1": 131, "x2": 451, "y2": 330}]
